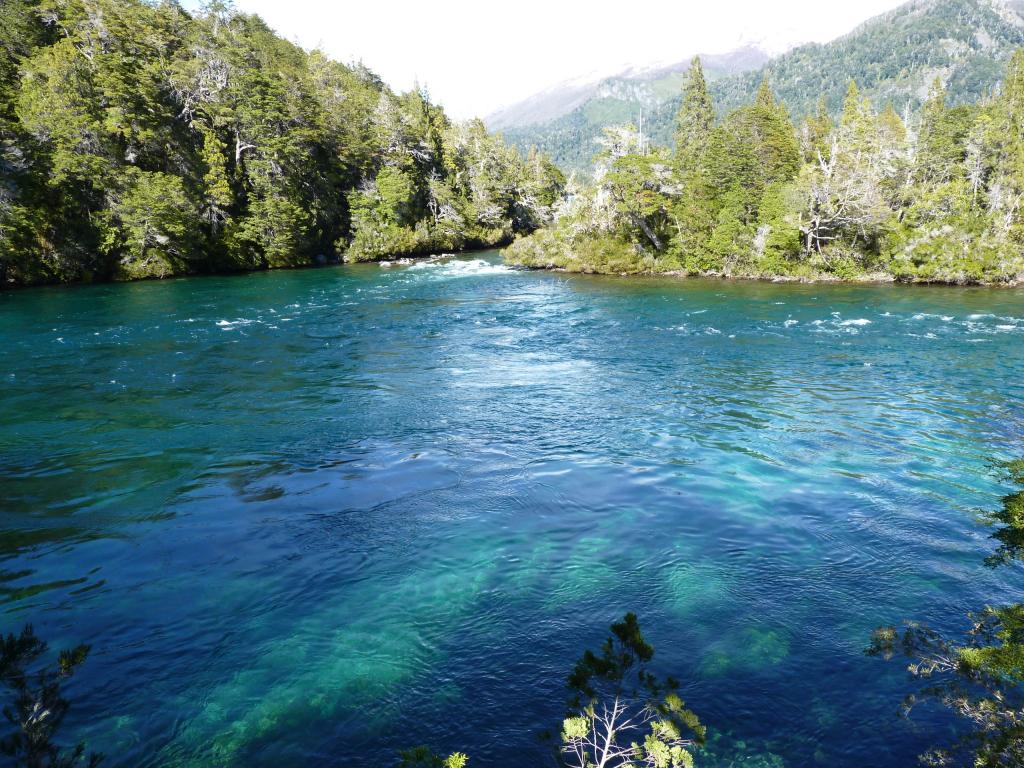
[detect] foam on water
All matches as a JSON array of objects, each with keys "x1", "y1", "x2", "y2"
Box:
[
  {"x1": 406, "y1": 257, "x2": 512, "y2": 278},
  {"x1": 216, "y1": 319, "x2": 256, "y2": 330}
]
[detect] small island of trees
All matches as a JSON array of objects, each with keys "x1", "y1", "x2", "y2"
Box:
[{"x1": 505, "y1": 53, "x2": 1024, "y2": 285}]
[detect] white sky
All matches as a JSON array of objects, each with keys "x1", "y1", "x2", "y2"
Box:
[{"x1": 204, "y1": 0, "x2": 908, "y2": 119}]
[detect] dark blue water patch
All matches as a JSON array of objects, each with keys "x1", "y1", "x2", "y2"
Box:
[{"x1": 1, "y1": 254, "x2": 1023, "y2": 767}]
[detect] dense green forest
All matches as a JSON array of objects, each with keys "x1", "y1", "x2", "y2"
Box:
[
  {"x1": 502, "y1": 0, "x2": 1024, "y2": 175},
  {"x1": 0, "y1": 0, "x2": 565, "y2": 287},
  {"x1": 4, "y1": 0, "x2": 1024, "y2": 289},
  {"x1": 505, "y1": 51, "x2": 1024, "y2": 284}
]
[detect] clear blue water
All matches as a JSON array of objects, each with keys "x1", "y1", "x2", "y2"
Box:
[{"x1": 2, "y1": 252, "x2": 1024, "y2": 767}]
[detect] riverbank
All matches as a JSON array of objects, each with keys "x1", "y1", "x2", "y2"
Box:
[
  {"x1": 502, "y1": 231, "x2": 1024, "y2": 288},
  {"x1": 0, "y1": 244, "x2": 508, "y2": 292}
]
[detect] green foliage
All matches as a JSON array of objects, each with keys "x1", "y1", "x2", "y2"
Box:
[
  {"x1": 375, "y1": 167, "x2": 417, "y2": 225},
  {"x1": 507, "y1": 50, "x2": 1024, "y2": 286},
  {"x1": 566, "y1": 612, "x2": 656, "y2": 704},
  {"x1": 916, "y1": 79, "x2": 975, "y2": 185},
  {"x1": 0, "y1": 0, "x2": 562, "y2": 286},
  {"x1": 603, "y1": 150, "x2": 675, "y2": 253},
  {"x1": 885, "y1": 181, "x2": 1013, "y2": 284},
  {"x1": 0, "y1": 625, "x2": 101, "y2": 767},
  {"x1": 800, "y1": 98, "x2": 833, "y2": 164},
  {"x1": 675, "y1": 57, "x2": 714, "y2": 174},
  {"x1": 983, "y1": 459, "x2": 1024, "y2": 568},
  {"x1": 705, "y1": 192, "x2": 752, "y2": 273},
  {"x1": 560, "y1": 613, "x2": 705, "y2": 768},
  {"x1": 397, "y1": 747, "x2": 468, "y2": 768},
  {"x1": 103, "y1": 169, "x2": 203, "y2": 279},
  {"x1": 705, "y1": 86, "x2": 800, "y2": 222},
  {"x1": 342, "y1": 115, "x2": 559, "y2": 263},
  {"x1": 504, "y1": 228, "x2": 645, "y2": 275}
]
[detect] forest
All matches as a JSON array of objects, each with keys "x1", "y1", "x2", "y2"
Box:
[
  {"x1": 3, "y1": 1, "x2": 1024, "y2": 287},
  {"x1": 0, "y1": 0, "x2": 565, "y2": 287},
  {"x1": 505, "y1": 53, "x2": 1024, "y2": 285}
]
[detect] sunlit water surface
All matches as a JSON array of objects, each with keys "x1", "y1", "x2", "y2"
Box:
[{"x1": 2, "y1": 253, "x2": 1024, "y2": 767}]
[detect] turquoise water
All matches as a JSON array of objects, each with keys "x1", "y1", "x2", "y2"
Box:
[{"x1": 2, "y1": 252, "x2": 1023, "y2": 767}]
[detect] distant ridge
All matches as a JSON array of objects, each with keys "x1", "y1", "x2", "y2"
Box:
[
  {"x1": 485, "y1": 45, "x2": 771, "y2": 131},
  {"x1": 498, "y1": 0, "x2": 1024, "y2": 174}
]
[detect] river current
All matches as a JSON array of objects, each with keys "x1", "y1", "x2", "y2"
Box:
[{"x1": 2, "y1": 253, "x2": 1023, "y2": 766}]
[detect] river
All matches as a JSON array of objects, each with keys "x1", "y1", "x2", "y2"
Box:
[{"x1": 2, "y1": 252, "x2": 1023, "y2": 766}]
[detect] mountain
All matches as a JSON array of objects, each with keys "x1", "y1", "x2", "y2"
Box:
[
  {"x1": 712, "y1": 0, "x2": 1024, "y2": 119},
  {"x1": 499, "y1": 0, "x2": 1024, "y2": 175},
  {"x1": 487, "y1": 46, "x2": 773, "y2": 174},
  {"x1": 486, "y1": 46, "x2": 772, "y2": 131}
]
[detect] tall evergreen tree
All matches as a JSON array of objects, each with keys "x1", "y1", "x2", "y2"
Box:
[
  {"x1": 669, "y1": 57, "x2": 717, "y2": 269},
  {"x1": 989, "y1": 50, "x2": 1024, "y2": 244},
  {"x1": 754, "y1": 75, "x2": 777, "y2": 109},
  {"x1": 800, "y1": 97, "x2": 833, "y2": 165},
  {"x1": 917, "y1": 77, "x2": 958, "y2": 183},
  {"x1": 674, "y1": 57, "x2": 714, "y2": 174}
]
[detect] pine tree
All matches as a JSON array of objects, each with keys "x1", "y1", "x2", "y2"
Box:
[
  {"x1": 755, "y1": 75, "x2": 776, "y2": 109},
  {"x1": 917, "y1": 77, "x2": 955, "y2": 183},
  {"x1": 674, "y1": 57, "x2": 714, "y2": 174},
  {"x1": 991, "y1": 49, "x2": 1024, "y2": 242},
  {"x1": 801, "y1": 97, "x2": 833, "y2": 165},
  {"x1": 669, "y1": 57, "x2": 717, "y2": 270}
]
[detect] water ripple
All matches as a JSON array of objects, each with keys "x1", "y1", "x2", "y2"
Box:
[{"x1": 0, "y1": 254, "x2": 1022, "y2": 767}]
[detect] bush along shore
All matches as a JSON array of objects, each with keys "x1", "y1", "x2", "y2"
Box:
[
  {"x1": 0, "y1": 0, "x2": 565, "y2": 287},
  {"x1": 504, "y1": 53, "x2": 1024, "y2": 286}
]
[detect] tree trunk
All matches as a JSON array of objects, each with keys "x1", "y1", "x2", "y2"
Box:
[{"x1": 633, "y1": 214, "x2": 662, "y2": 251}]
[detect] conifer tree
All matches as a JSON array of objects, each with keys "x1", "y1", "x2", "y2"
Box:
[
  {"x1": 917, "y1": 77, "x2": 958, "y2": 183},
  {"x1": 800, "y1": 97, "x2": 833, "y2": 165},
  {"x1": 670, "y1": 57, "x2": 717, "y2": 269},
  {"x1": 989, "y1": 50, "x2": 1024, "y2": 244},
  {"x1": 754, "y1": 75, "x2": 776, "y2": 109},
  {"x1": 674, "y1": 57, "x2": 714, "y2": 174}
]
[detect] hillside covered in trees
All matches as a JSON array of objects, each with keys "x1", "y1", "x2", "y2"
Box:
[
  {"x1": 505, "y1": 52, "x2": 1024, "y2": 284},
  {"x1": 503, "y1": 0, "x2": 1024, "y2": 175},
  {"x1": 0, "y1": 0, "x2": 565, "y2": 287}
]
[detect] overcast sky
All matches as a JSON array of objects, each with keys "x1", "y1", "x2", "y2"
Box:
[{"x1": 207, "y1": 0, "x2": 908, "y2": 119}]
